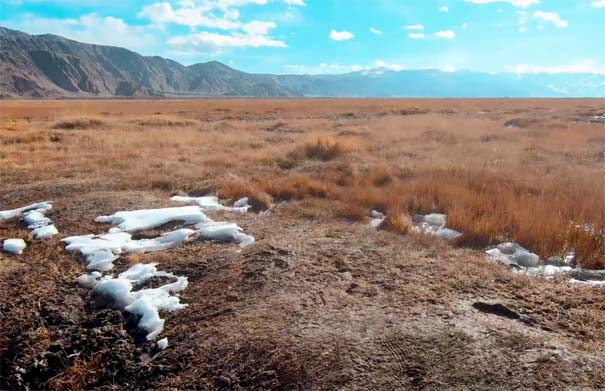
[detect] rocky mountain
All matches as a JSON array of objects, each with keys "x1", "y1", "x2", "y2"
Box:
[{"x1": 1, "y1": 27, "x2": 604, "y2": 98}]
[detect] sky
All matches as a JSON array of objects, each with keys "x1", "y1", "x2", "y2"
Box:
[{"x1": 1, "y1": 0, "x2": 604, "y2": 75}]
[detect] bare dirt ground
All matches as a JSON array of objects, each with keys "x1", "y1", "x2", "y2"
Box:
[{"x1": 1, "y1": 99, "x2": 604, "y2": 390}]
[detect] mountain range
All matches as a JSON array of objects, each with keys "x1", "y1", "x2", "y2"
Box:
[{"x1": 1, "y1": 27, "x2": 604, "y2": 98}]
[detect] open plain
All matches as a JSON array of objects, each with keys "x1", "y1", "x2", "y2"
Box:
[{"x1": 1, "y1": 99, "x2": 604, "y2": 390}]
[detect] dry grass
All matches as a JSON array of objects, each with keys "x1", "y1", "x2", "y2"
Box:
[
  {"x1": 1, "y1": 99, "x2": 603, "y2": 268},
  {"x1": 378, "y1": 209, "x2": 411, "y2": 235},
  {"x1": 298, "y1": 135, "x2": 359, "y2": 161},
  {"x1": 51, "y1": 116, "x2": 106, "y2": 130},
  {"x1": 129, "y1": 115, "x2": 198, "y2": 127}
]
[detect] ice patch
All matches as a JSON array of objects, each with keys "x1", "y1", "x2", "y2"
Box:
[
  {"x1": 485, "y1": 242, "x2": 540, "y2": 267},
  {"x1": 0, "y1": 201, "x2": 58, "y2": 240},
  {"x1": 67, "y1": 200, "x2": 255, "y2": 342},
  {"x1": 31, "y1": 224, "x2": 59, "y2": 240},
  {"x1": 370, "y1": 210, "x2": 385, "y2": 228},
  {"x1": 157, "y1": 337, "x2": 169, "y2": 350},
  {"x1": 91, "y1": 266, "x2": 189, "y2": 340},
  {"x1": 3, "y1": 238, "x2": 26, "y2": 255},
  {"x1": 23, "y1": 210, "x2": 51, "y2": 229},
  {"x1": 411, "y1": 213, "x2": 462, "y2": 240},
  {"x1": 96, "y1": 206, "x2": 210, "y2": 232},
  {"x1": 171, "y1": 195, "x2": 251, "y2": 213},
  {"x1": 0, "y1": 202, "x2": 52, "y2": 221}
]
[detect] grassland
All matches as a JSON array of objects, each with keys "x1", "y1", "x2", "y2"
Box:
[{"x1": 1, "y1": 99, "x2": 604, "y2": 390}]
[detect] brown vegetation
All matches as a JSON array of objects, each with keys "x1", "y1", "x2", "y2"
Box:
[
  {"x1": 2, "y1": 99, "x2": 605, "y2": 390},
  {"x1": 1, "y1": 99, "x2": 603, "y2": 268}
]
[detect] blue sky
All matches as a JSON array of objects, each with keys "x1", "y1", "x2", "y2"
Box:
[{"x1": 1, "y1": 0, "x2": 604, "y2": 74}]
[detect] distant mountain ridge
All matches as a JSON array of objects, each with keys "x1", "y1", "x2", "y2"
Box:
[{"x1": 1, "y1": 27, "x2": 604, "y2": 98}]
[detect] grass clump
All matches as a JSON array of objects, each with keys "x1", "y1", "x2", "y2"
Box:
[
  {"x1": 218, "y1": 179, "x2": 272, "y2": 212},
  {"x1": 52, "y1": 117, "x2": 106, "y2": 130},
  {"x1": 300, "y1": 135, "x2": 358, "y2": 161}
]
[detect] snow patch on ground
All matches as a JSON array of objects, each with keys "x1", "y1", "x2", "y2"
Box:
[
  {"x1": 369, "y1": 210, "x2": 385, "y2": 228},
  {"x1": 411, "y1": 213, "x2": 462, "y2": 240},
  {"x1": 96, "y1": 206, "x2": 210, "y2": 232},
  {"x1": 485, "y1": 242, "x2": 604, "y2": 286},
  {"x1": 69, "y1": 199, "x2": 255, "y2": 342},
  {"x1": 3, "y1": 238, "x2": 26, "y2": 255},
  {"x1": 0, "y1": 202, "x2": 52, "y2": 221},
  {"x1": 0, "y1": 202, "x2": 58, "y2": 253},
  {"x1": 171, "y1": 195, "x2": 251, "y2": 213}
]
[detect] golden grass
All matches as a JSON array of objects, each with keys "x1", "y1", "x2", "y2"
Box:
[
  {"x1": 51, "y1": 117, "x2": 106, "y2": 130},
  {"x1": 1, "y1": 99, "x2": 603, "y2": 268},
  {"x1": 129, "y1": 115, "x2": 198, "y2": 127},
  {"x1": 298, "y1": 135, "x2": 359, "y2": 161}
]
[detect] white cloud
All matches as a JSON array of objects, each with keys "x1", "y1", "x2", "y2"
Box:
[
  {"x1": 169, "y1": 29, "x2": 286, "y2": 52},
  {"x1": 329, "y1": 29, "x2": 354, "y2": 41},
  {"x1": 510, "y1": 60, "x2": 605, "y2": 74},
  {"x1": 139, "y1": 2, "x2": 241, "y2": 29},
  {"x1": 532, "y1": 11, "x2": 568, "y2": 28},
  {"x1": 408, "y1": 33, "x2": 425, "y2": 39},
  {"x1": 403, "y1": 24, "x2": 424, "y2": 30},
  {"x1": 592, "y1": 0, "x2": 605, "y2": 7},
  {"x1": 434, "y1": 29, "x2": 455, "y2": 39},
  {"x1": 439, "y1": 6, "x2": 449, "y2": 12},
  {"x1": 464, "y1": 0, "x2": 539, "y2": 8},
  {"x1": 2, "y1": 13, "x2": 156, "y2": 50},
  {"x1": 283, "y1": 0, "x2": 306, "y2": 5},
  {"x1": 369, "y1": 27, "x2": 382, "y2": 35}
]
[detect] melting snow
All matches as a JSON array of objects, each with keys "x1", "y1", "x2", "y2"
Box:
[
  {"x1": 96, "y1": 206, "x2": 210, "y2": 232},
  {"x1": 411, "y1": 213, "x2": 462, "y2": 240},
  {"x1": 485, "y1": 243, "x2": 540, "y2": 267},
  {"x1": 370, "y1": 210, "x2": 385, "y2": 228},
  {"x1": 171, "y1": 195, "x2": 251, "y2": 213},
  {"x1": 3, "y1": 238, "x2": 26, "y2": 255},
  {"x1": 0, "y1": 202, "x2": 52, "y2": 221},
  {"x1": 31, "y1": 224, "x2": 59, "y2": 240},
  {"x1": 68, "y1": 200, "x2": 255, "y2": 342},
  {"x1": 157, "y1": 337, "x2": 169, "y2": 350},
  {"x1": 0, "y1": 202, "x2": 58, "y2": 243}
]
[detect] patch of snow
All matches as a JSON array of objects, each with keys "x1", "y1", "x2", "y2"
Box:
[
  {"x1": 31, "y1": 224, "x2": 58, "y2": 240},
  {"x1": 3, "y1": 238, "x2": 26, "y2": 255},
  {"x1": 157, "y1": 337, "x2": 169, "y2": 350},
  {"x1": 196, "y1": 221, "x2": 255, "y2": 247},
  {"x1": 77, "y1": 271, "x2": 102, "y2": 288},
  {"x1": 96, "y1": 206, "x2": 210, "y2": 232},
  {"x1": 369, "y1": 210, "x2": 385, "y2": 228},
  {"x1": 485, "y1": 242, "x2": 540, "y2": 267},
  {"x1": 233, "y1": 197, "x2": 250, "y2": 208},
  {"x1": 69, "y1": 199, "x2": 255, "y2": 342},
  {"x1": 517, "y1": 265, "x2": 572, "y2": 277},
  {"x1": 122, "y1": 229, "x2": 198, "y2": 253},
  {"x1": 411, "y1": 213, "x2": 462, "y2": 240},
  {"x1": 1, "y1": 202, "x2": 59, "y2": 241},
  {"x1": 23, "y1": 210, "x2": 51, "y2": 229},
  {"x1": 171, "y1": 195, "x2": 251, "y2": 213},
  {"x1": 0, "y1": 202, "x2": 52, "y2": 221}
]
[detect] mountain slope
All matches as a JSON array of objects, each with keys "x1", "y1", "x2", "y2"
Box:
[{"x1": 1, "y1": 27, "x2": 604, "y2": 98}]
